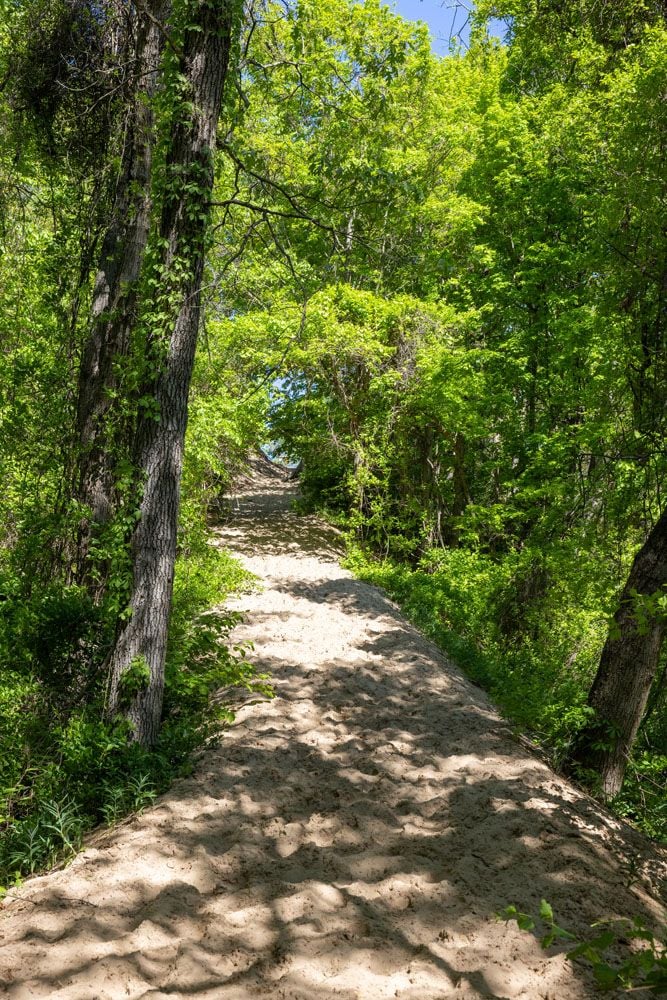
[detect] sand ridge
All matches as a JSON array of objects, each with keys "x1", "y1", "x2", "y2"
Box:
[{"x1": 0, "y1": 463, "x2": 665, "y2": 998}]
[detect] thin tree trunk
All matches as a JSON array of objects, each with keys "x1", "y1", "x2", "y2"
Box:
[
  {"x1": 74, "y1": 1, "x2": 167, "y2": 580},
  {"x1": 451, "y1": 432, "x2": 469, "y2": 518},
  {"x1": 565, "y1": 506, "x2": 667, "y2": 799},
  {"x1": 107, "y1": 0, "x2": 236, "y2": 745}
]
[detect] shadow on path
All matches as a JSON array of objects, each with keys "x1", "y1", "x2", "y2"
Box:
[{"x1": 0, "y1": 475, "x2": 665, "y2": 1000}]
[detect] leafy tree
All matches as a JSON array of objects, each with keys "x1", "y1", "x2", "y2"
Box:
[
  {"x1": 231, "y1": 0, "x2": 667, "y2": 814},
  {"x1": 0, "y1": 0, "x2": 665, "y2": 826}
]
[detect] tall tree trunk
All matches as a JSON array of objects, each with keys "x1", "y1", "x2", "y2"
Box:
[
  {"x1": 107, "y1": 0, "x2": 237, "y2": 746},
  {"x1": 74, "y1": 1, "x2": 167, "y2": 582},
  {"x1": 565, "y1": 507, "x2": 667, "y2": 799}
]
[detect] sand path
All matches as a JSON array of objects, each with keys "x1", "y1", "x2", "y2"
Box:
[{"x1": 1, "y1": 464, "x2": 665, "y2": 999}]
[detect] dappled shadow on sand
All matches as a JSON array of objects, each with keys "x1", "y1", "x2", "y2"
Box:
[
  {"x1": 216, "y1": 514, "x2": 346, "y2": 563},
  {"x1": 1, "y1": 484, "x2": 665, "y2": 999},
  {"x1": 215, "y1": 484, "x2": 346, "y2": 564}
]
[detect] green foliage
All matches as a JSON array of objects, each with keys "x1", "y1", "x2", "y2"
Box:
[
  {"x1": 118, "y1": 656, "x2": 151, "y2": 708},
  {"x1": 226, "y1": 0, "x2": 667, "y2": 837},
  {"x1": 4, "y1": 797, "x2": 86, "y2": 877},
  {"x1": 613, "y1": 751, "x2": 667, "y2": 842},
  {"x1": 350, "y1": 543, "x2": 598, "y2": 735},
  {"x1": 0, "y1": 0, "x2": 665, "y2": 895},
  {"x1": 0, "y1": 582, "x2": 112, "y2": 718},
  {"x1": 349, "y1": 536, "x2": 666, "y2": 839},
  {"x1": 500, "y1": 900, "x2": 667, "y2": 994},
  {"x1": 100, "y1": 773, "x2": 158, "y2": 826},
  {"x1": 0, "y1": 543, "x2": 263, "y2": 888},
  {"x1": 166, "y1": 540, "x2": 269, "y2": 734},
  {"x1": 165, "y1": 608, "x2": 271, "y2": 728},
  {"x1": 8, "y1": 0, "x2": 116, "y2": 164}
]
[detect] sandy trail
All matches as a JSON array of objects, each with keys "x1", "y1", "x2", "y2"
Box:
[{"x1": 1, "y1": 465, "x2": 666, "y2": 999}]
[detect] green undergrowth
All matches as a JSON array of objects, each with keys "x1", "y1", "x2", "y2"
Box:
[
  {"x1": 500, "y1": 900, "x2": 667, "y2": 994},
  {"x1": 346, "y1": 543, "x2": 667, "y2": 843},
  {"x1": 0, "y1": 542, "x2": 264, "y2": 892}
]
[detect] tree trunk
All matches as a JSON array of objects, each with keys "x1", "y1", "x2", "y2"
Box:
[
  {"x1": 565, "y1": 506, "x2": 667, "y2": 799},
  {"x1": 74, "y1": 1, "x2": 167, "y2": 581},
  {"x1": 107, "y1": 0, "x2": 236, "y2": 746}
]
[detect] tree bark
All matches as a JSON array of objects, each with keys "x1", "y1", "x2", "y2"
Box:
[
  {"x1": 565, "y1": 506, "x2": 667, "y2": 799},
  {"x1": 74, "y1": 1, "x2": 167, "y2": 581},
  {"x1": 107, "y1": 0, "x2": 236, "y2": 745}
]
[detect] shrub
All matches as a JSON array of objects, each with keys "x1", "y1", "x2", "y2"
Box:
[{"x1": 0, "y1": 542, "x2": 266, "y2": 890}]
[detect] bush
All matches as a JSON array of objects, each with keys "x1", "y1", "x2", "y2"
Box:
[{"x1": 0, "y1": 542, "x2": 266, "y2": 891}]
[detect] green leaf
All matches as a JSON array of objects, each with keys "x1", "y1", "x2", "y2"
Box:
[{"x1": 592, "y1": 963, "x2": 620, "y2": 989}]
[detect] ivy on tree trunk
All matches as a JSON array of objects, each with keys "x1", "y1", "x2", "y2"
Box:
[
  {"x1": 107, "y1": 0, "x2": 237, "y2": 746},
  {"x1": 75, "y1": 2, "x2": 168, "y2": 586}
]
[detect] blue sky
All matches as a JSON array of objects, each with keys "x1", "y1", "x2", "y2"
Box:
[{"x1": 388, "y1": 1, "x2": 508, "y2": 56}]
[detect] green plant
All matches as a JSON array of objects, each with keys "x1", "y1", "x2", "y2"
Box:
[
  {"x1": 0, "y1": 541, "x2": 265, "y2": 885},
  {"x1": 165, "y1": 606, "x2": 271, "y2": 728},
  {"x1": 500, "y1": 900, "x2": 667, "y2": 993},
  {"x1": 4, "y1": 796, "x2": 84, "y2": 876},
  {"x1": 118, "y1": 655, "x2": 151, "y2": 707},
  {"x1": 100, "y1": 773, "x2": 157, "y2": 825},
  {"x1": 100, "y1": 785, "x2": 127, "y2": 827},
  {"x1": 127, "y1": 773, "x2": 158, "y2": 812}
]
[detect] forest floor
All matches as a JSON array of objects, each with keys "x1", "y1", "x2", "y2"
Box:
[{"x1": 1, "y1": 458, "x2": 666, "y2": 999}]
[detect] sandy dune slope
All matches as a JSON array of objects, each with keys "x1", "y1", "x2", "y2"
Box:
[{"x1": 0, "y1": 464, "x2": 665, "y2": 999}]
